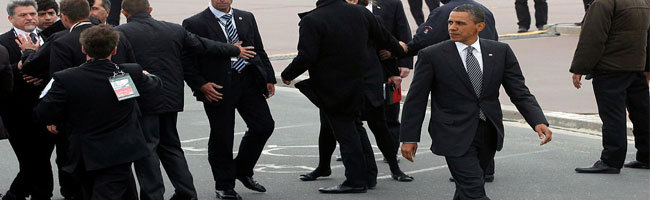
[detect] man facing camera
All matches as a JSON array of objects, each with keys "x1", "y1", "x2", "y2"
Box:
[
  {"x1": 35, "y1": 24, "x2": 162, "y2": 200},
  {"x1": 400, "y1": 5, "x2": 552, "y2": 199}
]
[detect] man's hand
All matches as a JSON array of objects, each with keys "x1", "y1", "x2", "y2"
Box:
[
  {"x1": 199, "y1": 82, "x2": 224, "y2": 102},
  {"x1": 379, "y1": 50, "x2": 392, "y2": 60},
  {"x1": 535, "y1": 124, "x2": 552, "y2": 146},
  {"x1": 15, "y1": 33, "x2": 40, "y2": 51},
  {"x1": 233, "y1": 41, "x2": 256, "y2": 59},
  {"x1": 645, "y1": 72, "x2": 649, "y2": 84},
  {"x1": 17, "y1": 60, "x2": 23, "y2": 71},
  {"x1": 47, "y1": 125, "x2": 58, "y2": 134},
  {"x1": 282, "y1": 79, "x2": 291, "y2": 85},
  {"x1": 266, "y1": 83, "x2": 275, "y2": 99},
  {"x1": 23, "y1": 75, "x2": 43, "y2": 86},
  {"x1": 399, "y1": 67, "x2": 410, "y2": 78},
  {"x1": 572, "y1": 74, "x2": 583, "y2": 89},
  {"x1": 387, "y1": 76, "x2": 402, "y2": 88},
  {"x1": 401, "y1": 142, "x2": 418, "y2": 162},
  {"x1": 399, "y1": 41, "x2": 408, "y2": 54}
]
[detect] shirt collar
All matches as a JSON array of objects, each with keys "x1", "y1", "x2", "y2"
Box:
[
  {"x1": 70, "y1": 21, "x2": 93, "y2": 32},
  {"x1": 455, "y1": 38, "x2": 481, "y2": 54},
  {"x1": 13, "y1": 27, "x2": 38, "y2": 37},
  {"x1": 209, "y1": 3, "x2": 233, "y2": 22}
]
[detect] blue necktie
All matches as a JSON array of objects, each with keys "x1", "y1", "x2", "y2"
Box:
[{"x1": 221, "y1": 14, "x2": 247, "y2": 72}]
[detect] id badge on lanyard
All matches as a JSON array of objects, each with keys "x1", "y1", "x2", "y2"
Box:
[{"x1": 108, "y1": 63, "x2": 140, "y2": 101}]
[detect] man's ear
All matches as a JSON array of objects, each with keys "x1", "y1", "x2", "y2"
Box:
[
  {"x1": 148, "y1": 7, "x2": 153, "y2": 14},
  {"x1": 121, "y1": 9, "x2": 129, "y2": 18},
  {"x1": 476, "y1": 21, "x2": 486, "y2": 32},
  {"x1": 81, "y1": 45, "x2": 86, "y2": 54},
  {"x1": 111, "y1": 46, "x2": 117, "y2": 55}
]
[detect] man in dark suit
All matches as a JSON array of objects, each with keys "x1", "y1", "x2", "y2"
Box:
[
  {"x1": 400, "y1": 5, "x2": 552, "y2": 199},
  {"x1": 49, "y1": 0, "x2": 135, "y2": 75},
  {"x1": 35, "y1": 0, "x2": 59, "y2": 33},
  {"x1": 0, "y1": 1, "x2": 56, "y2": 199},
  {"x1": 118, "y1": 0, "x2": 255, "y2": 199},
  {"x1": 408, "y1": 0, "x2": 440, "y2": 26},
  {"x1": 182, "y1": 0, "x2": 276, "y2": 199},
  {"x1": 0, "y1": 45, "x2": 12, "y2": 97},
  {"x1": 515, "y1": 0, "x2": 547, "y2": 32},
  {"x1": 35, "y1": 24, "x2": 161, "y2": 200},
  {"x1": 406, "y1": 0, "x2": 498, "y2": 57},
  {"x1": 282, "y1": 0, "x2": 406, "y2": 194}
]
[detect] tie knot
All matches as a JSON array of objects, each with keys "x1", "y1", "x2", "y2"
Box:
[
  {"x1": 465, "y1": 46, "x2": 474, "y2": 53},
  {"x1": 221, "y1": 14, "x2": 232, "y2": 21}
]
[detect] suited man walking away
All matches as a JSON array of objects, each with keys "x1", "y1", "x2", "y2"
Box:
[
  {"x1": 514, "y1": 0, "x2": 547, "y2": 33},
  {"x1": 408, "y1": 0, "x2": 439, "y2": 26},
  {"x1": 400, "y1": 5, "x2": 552, "y2": 199},
  {"x1": 572, "y1": 0, "x2": 650, "y2": 173},
  {"x1": 118, "y1": 0, "x2": 254, "y2": 199},
  {"x1": 0, "y1": 45, "x2": 11, "y2": 144},
  {"x1": 282, "y1": 0, "x2": 406, "y2": 194},
  {"x1": 182, "y1": 0, "x2": 276, "y2": 199},
  {"x1": 35, "y1": 25, "x2": 161, "y2": 200}
]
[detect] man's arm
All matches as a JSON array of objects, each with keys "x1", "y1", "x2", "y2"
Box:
[
  {"x1": 250, "y1": 13, "x2": 276, "y2": 84},
  {"x1": 34, "y1": 75, "x2": 66, "y2": 126},
  {"x1": 0, "y1": 45, "x2": 12, "y2": 96},
  {"x1": 281, "y1": 17, "x2": 320, "y2": 83},
  {"x1": 181, "y1": 28, "x2": 240, "y2": 58},
  {"x1": 501, "y1": 44, "x2": 548, "y2": 129},
  {"x1": 406, "y1": 9, "x2": 447, "y2": 56},
  {"x1": 394, "y1": 0, "x2": 414, "y2": 69},
  {"x1": 367, "y1": 11, "x2": 405, "y2": 58},
  {"x1": 400, "y1": 51, "x2": 434, "y2": 143},
  {"x1": 569, "y1": 0, "x2": 615, "y2": 75}
]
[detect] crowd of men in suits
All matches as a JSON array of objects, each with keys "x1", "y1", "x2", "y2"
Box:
[{"x1": 0, "y1": 0, "x2": 648, "y2": 199}]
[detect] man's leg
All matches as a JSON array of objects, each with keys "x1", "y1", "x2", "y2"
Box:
[
  {"x1": 424, "y1": 0, "x2": 440, "y2": 11},
  {"x1": 384, "y1": 103, "x2": 401, "y2": 155},
  {"x1": 407, "y1": 0, "x2": 426, "y2": 26},
  {"x1": 533, "y1": 0, "x2": 548, "y2": 29},
  {"x1": 625, "y1": 72, "x2": 650, "y2": 164},
  {"x1": 55, "y1": 134, "x2": 77, "y2": 199},
  {"x1": 204, "y1": 102, "x2": 238, "y2": 191},
  {"x1": 593, "y1": 73, "x2": 630, "y2": 168},
  {"x1": 106, "y1": 0, "x2": 122, "y2": 26},
  {"x1": 354, "y1": 120, "x2": 378, "y2": 187},
  {"x1": 88, "y1": 163, "x2": 138, "y2": 200},
  {"x1": 446, "y1": 121, "x2": 493, "y2": 200},
  {"x1": 515, "y1": 0, "x2": 532, "y2": 30},
  {"x1": 323, "y1": 112, "x2": 369, "y2": 188},
  {"x1": 158, "y1": 112, "x2": 197, "y2": 198},
  {"x1": 133, "y1": 114, "x2": 165, "y2": 200},
  {"x1": 300, "y1": 111, "x2": 337, "y2": 181}
]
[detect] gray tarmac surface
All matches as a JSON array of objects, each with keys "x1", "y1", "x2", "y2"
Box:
[{"x1": 1, "y1": 86, "x2": 648, "y2": 200}]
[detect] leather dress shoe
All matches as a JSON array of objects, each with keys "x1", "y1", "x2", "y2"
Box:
[
  {"x1": 517, "y1": 27, "x2": 528, "y2": 33},
  {"x1": 300, "y1": 168, "x2": 331, "y2": 181},
  {"x1": 392, "y1": 173, "x2": 414, "y2": 182},
  {"x1": 215, "y1": 189, "x2": 241, "y2": 200},
  {"x1": 237, "y1": 176, "x2": 266, "y2": 192},
  {"x1": 624, "y1": 161, "x2": 650, "y2": 169},
  {"x1": 318, "y1": 185, "x2": 367, "y2": 194},
  {"x1": 449, "y1": 175, "x2": 494, "y2": 183},
  {"x1": 575, "y1": 160, "x2": 620, "y2": 174},
  {"x1": 169, "y1": 193, "x2": 197, "y2": 200}
]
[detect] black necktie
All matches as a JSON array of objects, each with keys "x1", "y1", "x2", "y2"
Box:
[
  {"x1": 29, "y1": 33, "x2": 38, "y2": 44},
  {"x1": 465, "y1": 46, "x2": 486, "y2": 120}
]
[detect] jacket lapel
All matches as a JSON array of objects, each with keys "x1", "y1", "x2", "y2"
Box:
[
  {"x1": 479, "y1": 39, "x2": 495, "y2": 98},
  {"x1": 5, "y1": 29, "x2": 21, "y2": 55},
  {"x1": 443, "y1": 41, "x2": 476, "y2": 97},
  {"x1": 200, "y1": 8, "x2": 228, "y2": 42},
  {"x1": 233, "y1": 9, "x2": 248, "y2": 39}
]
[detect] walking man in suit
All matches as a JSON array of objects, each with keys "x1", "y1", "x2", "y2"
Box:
[
  {"x1": 282, "y1": 0, "x2": 406, "y2": 194},
  {"x1": 0, "y1": 1, "x2": 56, "y2": 199},
  {"x1": 514, "y1": 0, "x2": 547, "y2": 32},
  {"x1": 183, "y1": 0, "x2": 276, "y2": 199},
  {"x1": 400, "y1": 5, "x2": 552, "y2": 199}
]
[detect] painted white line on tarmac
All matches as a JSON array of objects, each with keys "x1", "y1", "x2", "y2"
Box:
[{"x1": 180, "y1": 123, "x2": 316, "y2": 143}]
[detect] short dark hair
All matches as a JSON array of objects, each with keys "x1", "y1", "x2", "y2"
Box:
[
  {"x1": 36, "y1": 0, "x2": 57, "y2": 13},
  {"x1": 452, "y1": 4, "x2": 485, "y2": 24},
  {"x1": 59, "y1": 0, "x2": 89, "y2": 22},
  {"x1": 88, "y1": 0, "x2": 111, "y2": 10},
  {"x1": 80, "y1": 24, "x2": 119, "y2": 59},
  {"x1": 6, "y1": 0, "x2": 38, "y2": 16},
  {"x1": 121, "y1": 0, "x2": 149, "y2": 15}
]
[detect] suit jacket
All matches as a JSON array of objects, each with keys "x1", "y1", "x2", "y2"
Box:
[
  {"x1": 281, "y1": 0, "x2": 405, "y2": 116},
  {"x1": 373, "y1": 0, "x2": 413, "y2": 69},
  {"x1": 20, "y1": 30, "x2": 67, "y2": 80},
  {"x1": 407, "y1": 0, "x2": 498, "y2": 56},
  {"x1": 400, "y1": 39, "x2": 548, "y2": 157},
  {"x1": 39, "y1": 20, "x2": 66, "y2": 41},
  {"x1": 182, "y1": 8, "x2": 275, "y2": 102},
  {"x1": 0, "y1": 45, "x2": 12, "y2": 97},
  {"x1": 49, "y1": 23, "x2": 136, "y2": 75},
  {"x1": 35, "y1": 60, "x2": 161, "y2": 172}
]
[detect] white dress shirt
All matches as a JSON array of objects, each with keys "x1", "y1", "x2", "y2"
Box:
[
  {"x1": 13, "y1": 27, "x2": 43, "y2": 45},
  {"x1": 455, "y1": 38, "x2": 483, "y2": 72},
  {"x1": 366, "y1": 3, "x2": 373, "y2": 12},
  {"x1": 209, "y1": 4, "x2": 237, "y2": 40}
]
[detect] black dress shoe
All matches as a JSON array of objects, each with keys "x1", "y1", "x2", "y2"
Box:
[
  {"x1": 575, "y1": 160, "x2": 621, "y2": 174},
  {"x1": 449, "y1": 175, "x2": 494, "y2": 183},
  {"x1": 299, "y1": 168, "x2": 331, "y2": 181},
  {"x1": 517, "y1": 27, "x2": 528, "y2": 33},
  {"x1": 318, "y1": 185, "x2": 367, "y2": 194},
  {"x1": 237, "y1": 176, "x2": 266, "y2": 192},
  {"x1": 215, "y1": 189, "x2": 241, "y2": 200},
  {"x1": 624, "y1": 161, "x2": 650, "y2": 169},
  {"x1": 169, "y1": 193, "x2": 197, "y2": 200},
  {"x1": 391, "y1": 173, "x2": 414, "y2": 182}
]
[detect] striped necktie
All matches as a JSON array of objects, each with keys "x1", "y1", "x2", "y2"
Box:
[
  {"x1": 221, "y1": 14, "x2": 248, "y2": 72},
  {"x1": 465, "y1": 46, "x2": 486, "y2": 120}
]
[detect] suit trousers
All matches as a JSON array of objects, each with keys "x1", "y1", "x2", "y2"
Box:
[
  {"x1": 593, "y1": 72, "x2": 650, "y2": 168},
  {"x1": 385, "y1": 102, "x2": 401, "y2": 154},
  {"x1": 107, "y1": 0, "x2": 122, "y2": 26},
  {"x1": 75, "y1": 163, "x2": 138, "y2": 200},
  {"x1": 55, "y1": 134, "x2": 76, "y2": 199},
  {"x1": 408, "y1": 0, "x2": 440, "y2": 25},
  {"x1": 203, "y1": 68, "x2": 275, "y2": 190},
  {"x1": 133, "y1": 114, "x2": 165, "y2": 200},
  {"x1": 514, "y1": 0, "x2": 548, "y2": 29},
  {"x1": 158, "y1": 112, "x2": 198, "y2": 198},
  {"x1": 445, "y1": 120, "x2": 497, "y2": 200},
  {"x1": 3, "y1": 112, "x2": 54, "y2": 200},
  {"x1": 321, "y1": 110, "x2": 375, "y2": 188}
]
